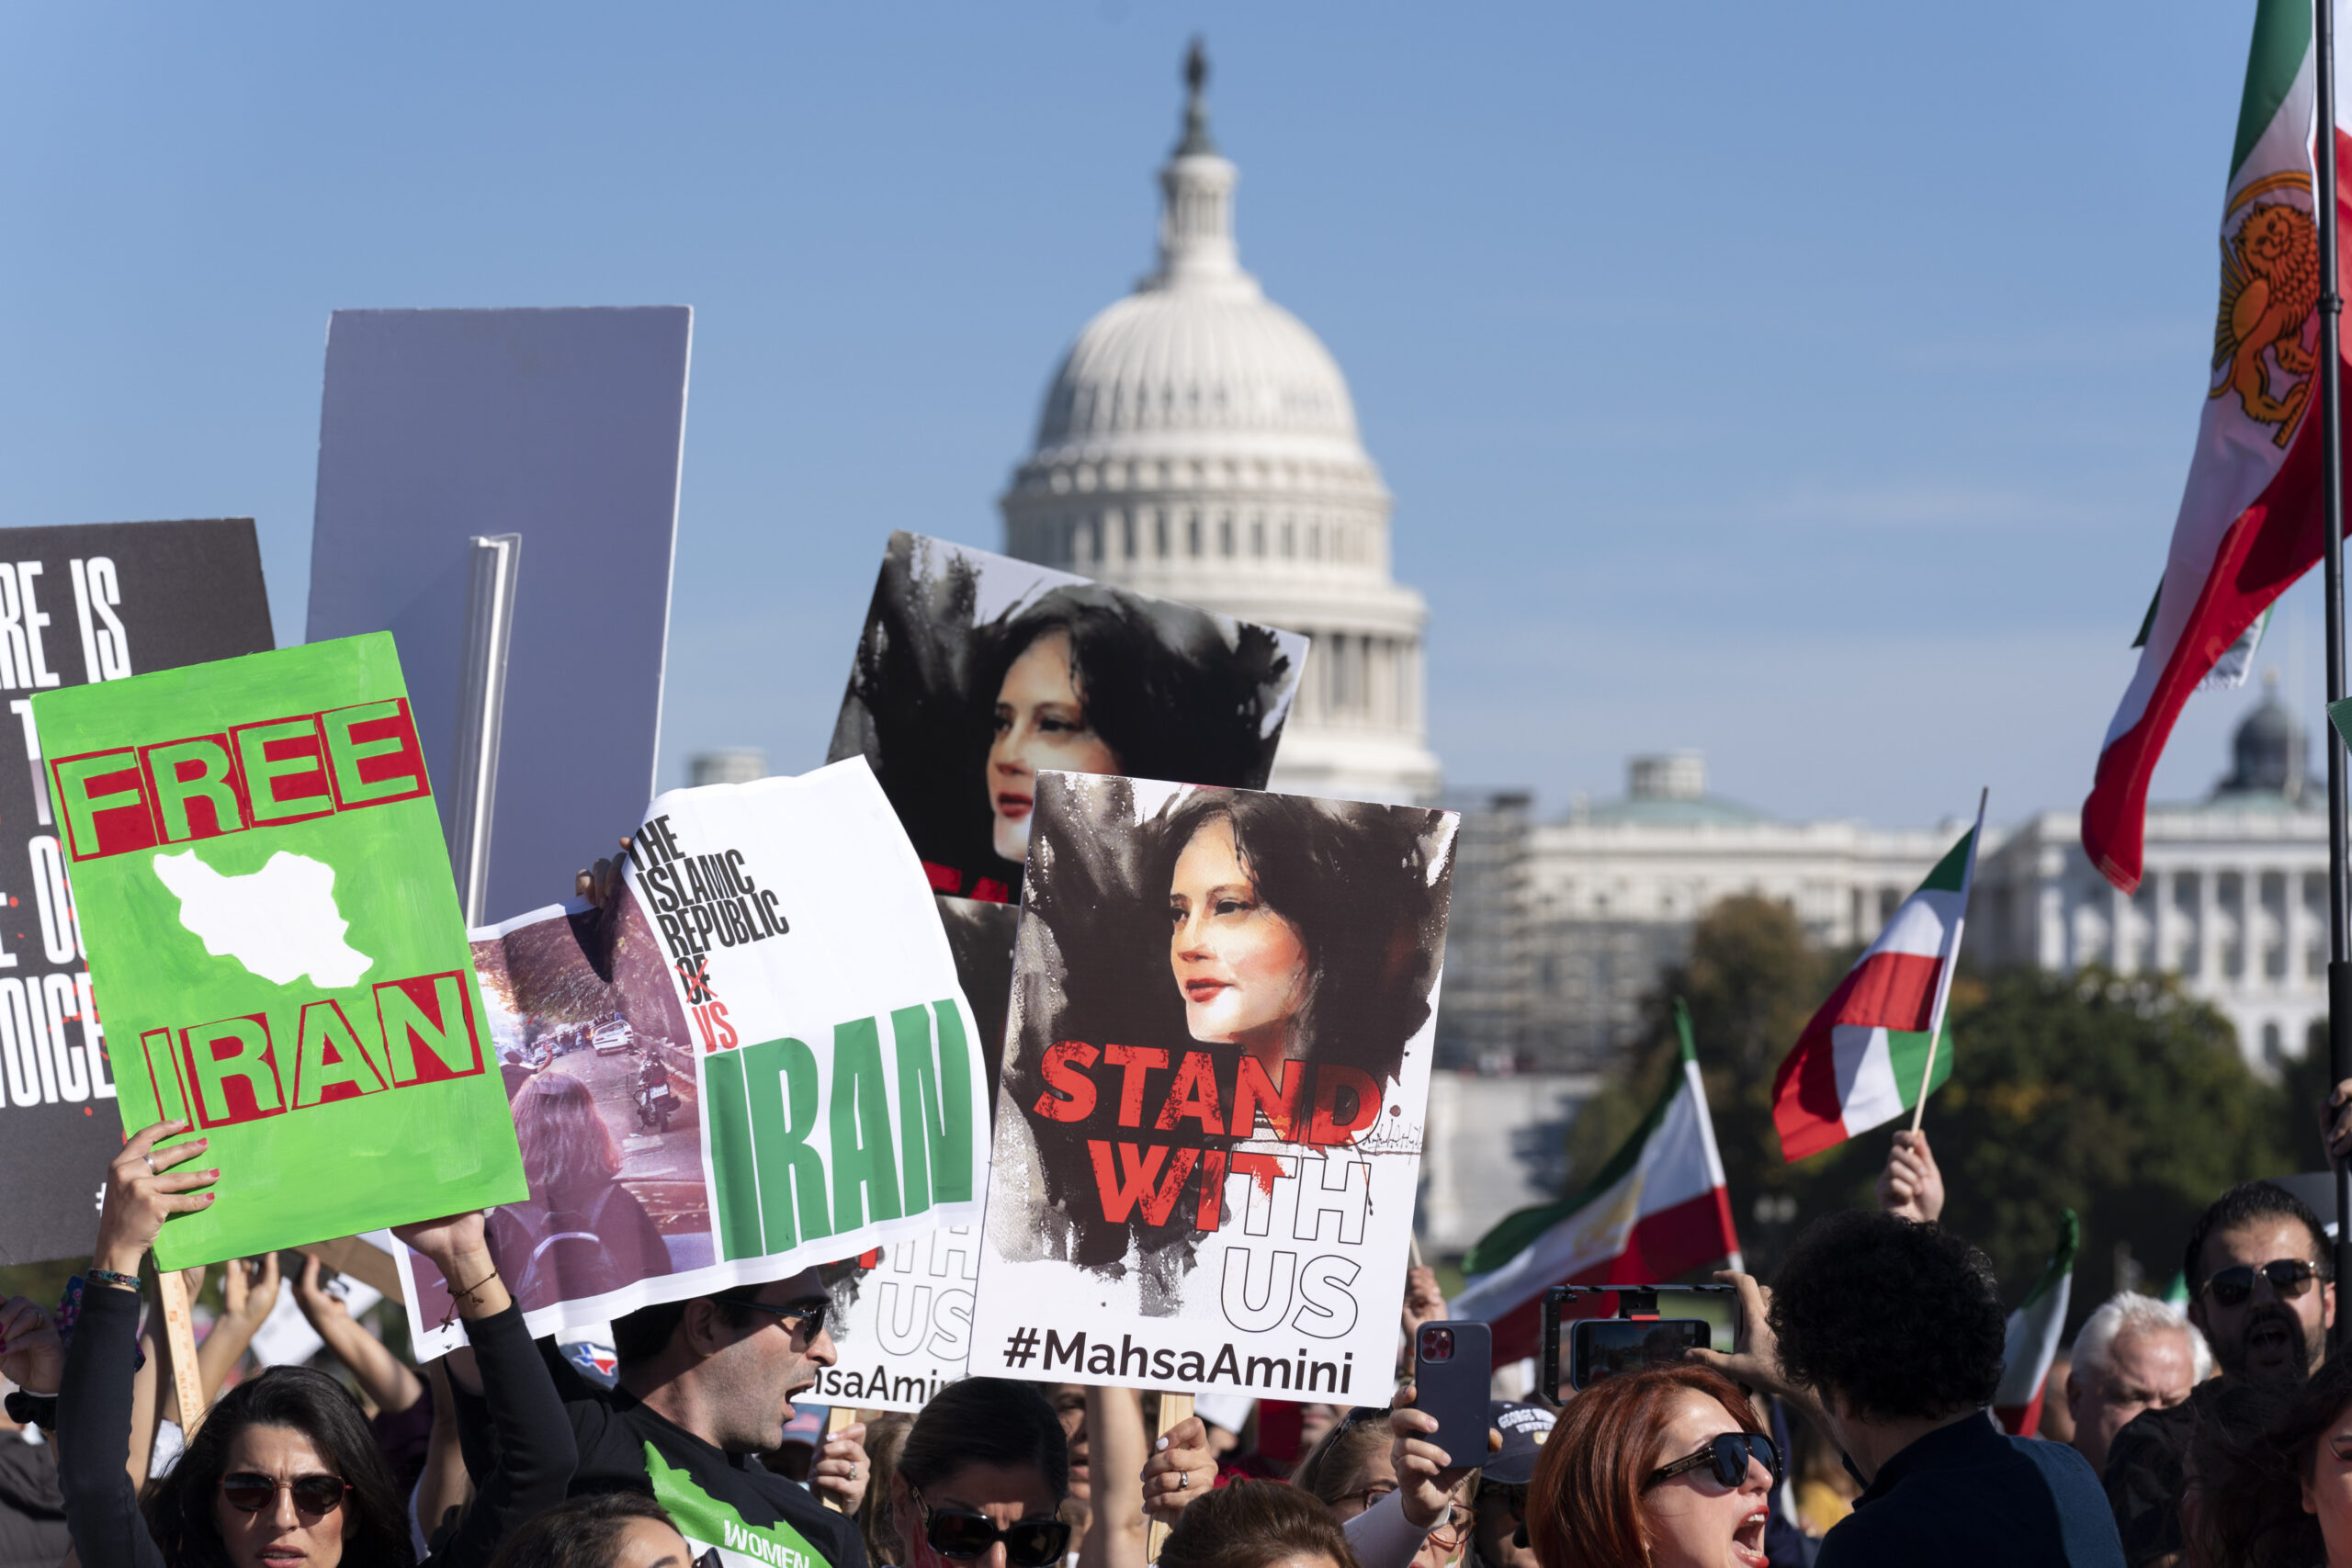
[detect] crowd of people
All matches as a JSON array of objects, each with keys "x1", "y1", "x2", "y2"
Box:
[{"x1": 12, "y1": 1082, "x2": 2352, "y2": 1567}]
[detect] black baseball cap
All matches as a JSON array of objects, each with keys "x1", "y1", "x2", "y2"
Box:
[{"x1": 1482, "y1": 1399, "x2": 1556, "y2": 1485}]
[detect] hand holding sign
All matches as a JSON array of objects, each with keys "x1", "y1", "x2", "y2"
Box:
[
  {"x1": 94, "y1": 1120, "x2": 218, "y2": 1277},
  {"x1": 0, "y1": 1295, "x2": 63, "y2": 1396}
]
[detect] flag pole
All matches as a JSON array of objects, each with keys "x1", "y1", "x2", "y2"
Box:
[
  {"x1": 2317, "y1": 0, "x2": 2352, "y2": 1348},
  {"x1": 1908, "y1": 789, "x2": 1989, "y2": 1134}
]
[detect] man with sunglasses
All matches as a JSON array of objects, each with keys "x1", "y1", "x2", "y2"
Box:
[
  {"x1": 1694, "y1": 1209, "x2": 2124, "y2": 1568},
  {"x1": 2103, "y1": 1179, "x2": 2333, "y2": 1565},
  {"x1": 458, "y1": 1267, "x2": 872, "y2": 1568}
]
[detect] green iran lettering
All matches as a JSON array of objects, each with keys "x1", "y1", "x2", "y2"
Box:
[{"x1": 707, "y1": 998, "x2": 975, "y2": 1263}]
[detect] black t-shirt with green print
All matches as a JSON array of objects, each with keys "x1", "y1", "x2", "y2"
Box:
[{"x1": 563, "y1": 1382, "x2": 868, "y2": 1568}]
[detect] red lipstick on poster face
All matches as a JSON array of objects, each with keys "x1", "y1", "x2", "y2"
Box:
[
  {"x1": 996, "y1": 793, "x2": 1033, "y2": 819},
  {"x1": 1184, "y1": 978, "x2": 1230, "y2": 1002}
]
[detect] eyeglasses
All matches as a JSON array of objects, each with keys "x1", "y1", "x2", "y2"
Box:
[
  {"x1": 219, "y1": 1472, "x2": 352, "y2": 1516},
  {"x1": 910, "y1": 1487, "x2": 1072, "y2": 1568},
  {"x1": 1341, "y1": 1485, "x2": 1474, "y2": 1551},
  {"x1": 729, "y1": 1293, "x2": 834, "y2": 1339},
  {"x1": 2202, "y1": 1260, "x2": 2320, "y2": 1309},
  {"x1": 1644, "y1": 1432, "x2": 1781, "y2": 1493}
]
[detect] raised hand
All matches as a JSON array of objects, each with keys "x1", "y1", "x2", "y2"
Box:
[
  {"x1": 1877, "y1": 1130, "x2": 1944, "y2": 1223},
  {"x1": 220, "y1": 1252, "x2": 282, "y2": 1335},
  {"x1": 94, "y1": 1120, "x2": 218, "y2": 1277},
  {"x1": 1139, "y1": 1415, "x2": 1218, "y2": 1523},
  {"x1": 392, "y1": 1213, "x2": 511, "y2": 1321},
  {"x1": 575, "y1": 837, "x2": 636, "y2": 908},
  {"x1": 0, "y1": 1295, "x2": 63, "y2": 1395},
  {"x1": 1387, "y1": 1385, "x2": 1500, "y2": 1529},
  {"x1": 811, "y1": 1420, "x2": 869, "y2": 1515}
]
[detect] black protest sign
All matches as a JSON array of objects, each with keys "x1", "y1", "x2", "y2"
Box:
[{"x1": 0, "y1": 519, "x2": 273, "y2": 1265}]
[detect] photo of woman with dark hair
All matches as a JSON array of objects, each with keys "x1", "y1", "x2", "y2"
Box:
[
  {"x1": 830, "y1": 532, "x2": 1306, "y2": 901},
  {"x1": 985, "y1": 771, "x2": 1454, "y2": 1320}
]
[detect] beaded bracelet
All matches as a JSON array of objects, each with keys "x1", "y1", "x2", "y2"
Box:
[{"x1": 86, "y1": 1268, "x2": 141, "y2": 1292}]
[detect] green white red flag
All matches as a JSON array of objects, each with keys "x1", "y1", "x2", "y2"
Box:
[
  {"x1": 1993, "y1": 1210, "x2": 2081, "y2": 1438},
  {"x1": 2085, "y1": 0, "x2": 2351, "y2": 892},
  {"x1": 1771, "y1": 799, "x2": 1984, "y2": 1162},
  {"x1": 1453, "y1": 1000, "x2": 1741, "y2": 1364}
]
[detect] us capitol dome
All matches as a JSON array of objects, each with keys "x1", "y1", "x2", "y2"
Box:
[{"x1": 1001, "y1": 43, "x2": 1442, "y2": 805}]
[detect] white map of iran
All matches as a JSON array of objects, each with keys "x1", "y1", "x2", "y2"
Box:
[{"x1": 152, "y1": 849, "x2": 373, "y2": 989}]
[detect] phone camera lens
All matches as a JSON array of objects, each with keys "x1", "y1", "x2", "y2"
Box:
[{"x1": 1422, "y1": 1327, "x2": 1453, "y2": 1360}]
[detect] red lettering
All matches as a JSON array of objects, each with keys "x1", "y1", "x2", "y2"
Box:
[
  {"x1": 1154, "y1": 1050, "x2": 1225, "y2": 1133},
  {"x1": 710, "y1": 1000, "x2": 738, "y2": 1050},
  {"x1": 1087, "y1": 1140, "x2": 1200, "y2": 1226},
  {"x1": 922, "y1": 862, "x2": 963, "y2": 895},
  {"x1": 1102, "y1": 1043, "x2": 1169, "y2": 1128},
  {"x1": 1231, "y1": 1055, "x2": 1304, "y2": 1140},
  {"x1": 139, "y1": 734, "x2": 247, "y2": 843},
  {"x1": 1033, "y1": 1042, "x2": 1100, "y2": 1122},
  {"x1": 181, "y1": 1013, "x2": 284, "y2": 1127},
  {"x1": 373, "y1": 973, "x2": 484, "y2": 1086},
  {"x1": 51, "y1": 750, "x2": 158, "y2": 860},
  {"x1": 322, "y1": 699, "x2": 431, "y2": 807},
  {"x1": 1194, "y1": 1148, "x2": 1231, "y2": 1230},
  {"x1": 1307, "y1": 1064, "x2": 1383, "y2": 1145},
  {"x1": 1232, "y1": 1149, "x2": 1291, "y2": 1199}
]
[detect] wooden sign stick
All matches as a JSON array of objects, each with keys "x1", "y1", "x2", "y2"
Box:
[
  {"x1": 820, "y1": 1404, "x2": 859, "y2": 1514},
  {"x1": 154, "y1": 1269, "x2": 207, "y2": 1438},
  {"x1": 1145, "y1": 1392, "x2": 1194, "y2": 1563}
]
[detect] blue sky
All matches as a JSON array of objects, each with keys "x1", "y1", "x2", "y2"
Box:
[{"x1": 0, "y1": 1, "x2": 2312, "y2": 831}]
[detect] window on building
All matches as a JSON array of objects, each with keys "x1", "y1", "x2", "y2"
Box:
[
  {"x1": 1187, "y1": 512, "x2": 1202, "y2": 557},
  {"x1": 2264, "y1": 1021, "x2": 2284, "y2": 1066}
]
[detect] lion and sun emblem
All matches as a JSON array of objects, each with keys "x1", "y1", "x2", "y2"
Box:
[{"x1": 2211, "y1": 174, "x2": 2323, "y2": 448}]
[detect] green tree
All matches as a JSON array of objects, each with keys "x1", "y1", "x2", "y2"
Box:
[{"x1": 1561, "y1": 896, "x2": 2302, "y2": 1325}]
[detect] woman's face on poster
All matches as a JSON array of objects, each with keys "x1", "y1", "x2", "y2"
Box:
[
  {"x1": 1167, "y1": 814, "x2": 1311, "y2": 1056},
  {"x1": 990, "y1": 628, "x2": 1120, "y2": 863}
]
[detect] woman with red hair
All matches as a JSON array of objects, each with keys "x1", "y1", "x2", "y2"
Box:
[{"x1": 1526, "y1": 1365, "x2": 1778, "y2": 1568}]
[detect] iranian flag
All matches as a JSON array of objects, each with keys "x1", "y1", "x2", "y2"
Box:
[
  {"x1": 1993, "y1": 1210, "x2": 2081, "y2": 1438},
  {"x1": 2085, "y1": 0, "x2": 2352, "y2": 892},
  {"x1": 1771, "y1": 799, "x2": 1984, "y2": 1163},
  {"x1": 1453, "y1": 1000, "x2": 1741, "y2": 1364}
]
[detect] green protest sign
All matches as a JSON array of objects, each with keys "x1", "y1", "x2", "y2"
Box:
[{"x1": 32, "y1": 632, "x2": 526, "y2": 1268}]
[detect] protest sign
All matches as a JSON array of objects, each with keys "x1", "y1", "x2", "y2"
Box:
[
  {"x1": 396, "y1": 758, "x2": 992, "y2": 1359},
  {"x1": 31, "y1": 632, "x2": 527, "y2": 1269},
  {"x1": 305, "y1": 307, "x2": 689, "y2": 920},
  {"x1": 0, "y1": 519, "x2": 274, "y2": 1266},
  {"x1": 808, "y1": 897, "x2": 1018, "y2": 1413},
  {"x1": 828, "y1": 533, "x2": 1308, "y2": 904},
  {"x1": 967, "y1": 772, "x2": 1456, "y2": 1398},
  {"x1": 814, "y1": 1222, "x2": 982, "y2": 1412}
]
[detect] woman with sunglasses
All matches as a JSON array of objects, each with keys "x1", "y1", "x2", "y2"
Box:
[
  {"x1": 885, "y1": 1379, "x2": 1072, "y2": 1568},
  {"x1": 1524, "y1": 1365, "x2": 1777, "y2": 1568},
  {"x1": 54, "y1": 1118, "x2": 576, "y2": 1568}
]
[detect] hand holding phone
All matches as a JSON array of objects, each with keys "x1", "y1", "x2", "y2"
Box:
[{"x1": 1410, "y1": 1320, "x2": 1493, "y2": 1464}]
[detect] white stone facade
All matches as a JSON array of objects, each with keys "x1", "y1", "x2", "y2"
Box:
[
  {"x1": 1000, "y1": 50, "x2": 1442, "y2": 806},
  {"x1": 1510, "y1": 754, "x2": 1955, "y2": 1067}
]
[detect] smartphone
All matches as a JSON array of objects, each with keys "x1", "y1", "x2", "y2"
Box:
[
  {"x1": 1567, "y1": 1317, "x2": 1709, "y2": 1390},
  {"x1": 1411, "y1": 1320, "x2": 1493, "y2": 1463},
  {"x1": 1541, "y1": 1284, "x2": 1739, "y2": 1398}
]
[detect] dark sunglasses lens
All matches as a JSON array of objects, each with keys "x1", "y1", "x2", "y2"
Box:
[
  {"x1": 927, "y1": 1513, "x2": 1000, "y2": 1559},
  {"x1": 1712, "y1": 1435, "x2": 1773, "y2": 1487},
  {"x1": 220, "y1": 1476, "x2": 275, "y2": 1512},
  {"x1": 2210, "y1": 1268, "x2": 2256, "y2": 1306},
  {"x1": 1002, "y1": 1521, "x2": 1069, "y2": 1568},
  {"x1": 289, "y1": 1478, "x2": 346, "y2": 1514},
  {"x1": 2267, "y1": 1262, "x2": 2316, "y2": 1298}
]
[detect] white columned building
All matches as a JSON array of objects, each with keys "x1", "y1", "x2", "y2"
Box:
[
  {"x1": 1000, "y1": 46, "x2": 1442, "y2": 805},
  {"x1": 1973, "y1": 675, "x2": 2328, "y2": 1069}
]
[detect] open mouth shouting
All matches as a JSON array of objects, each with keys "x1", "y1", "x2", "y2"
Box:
[{"x1": 1731, "y1": 1507, "x2": 1769, "y2": 1568}]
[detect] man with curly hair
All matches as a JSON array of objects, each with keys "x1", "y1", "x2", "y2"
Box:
[{"x1": 1695, "y1": 1210, "x2": 2123, "y2": 1566}]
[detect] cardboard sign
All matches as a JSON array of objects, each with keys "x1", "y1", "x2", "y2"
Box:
[
  {"x1": 31, "y1": 633, "x2": 527, "y2": 1269},
  {"x1": 396, "y1": 759, "x2": 992, "y2": 1359},
  {"x1": 0, "y1": 520, "x2": 275, "y2": 1266},
  {"x1": 967, "y1": 773, "x2": 1455, "y2": 1398},
  {"x1": 828, "y1": 533, "x2": 1308, "y2": 904},
  {"x1": 305, "y1": 307, "x2": 689, "y2": 920}
]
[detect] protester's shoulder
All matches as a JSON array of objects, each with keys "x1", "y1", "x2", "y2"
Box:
[{"x1": 752, "y1": 1466, "x2": 866, "y2": 1568}]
